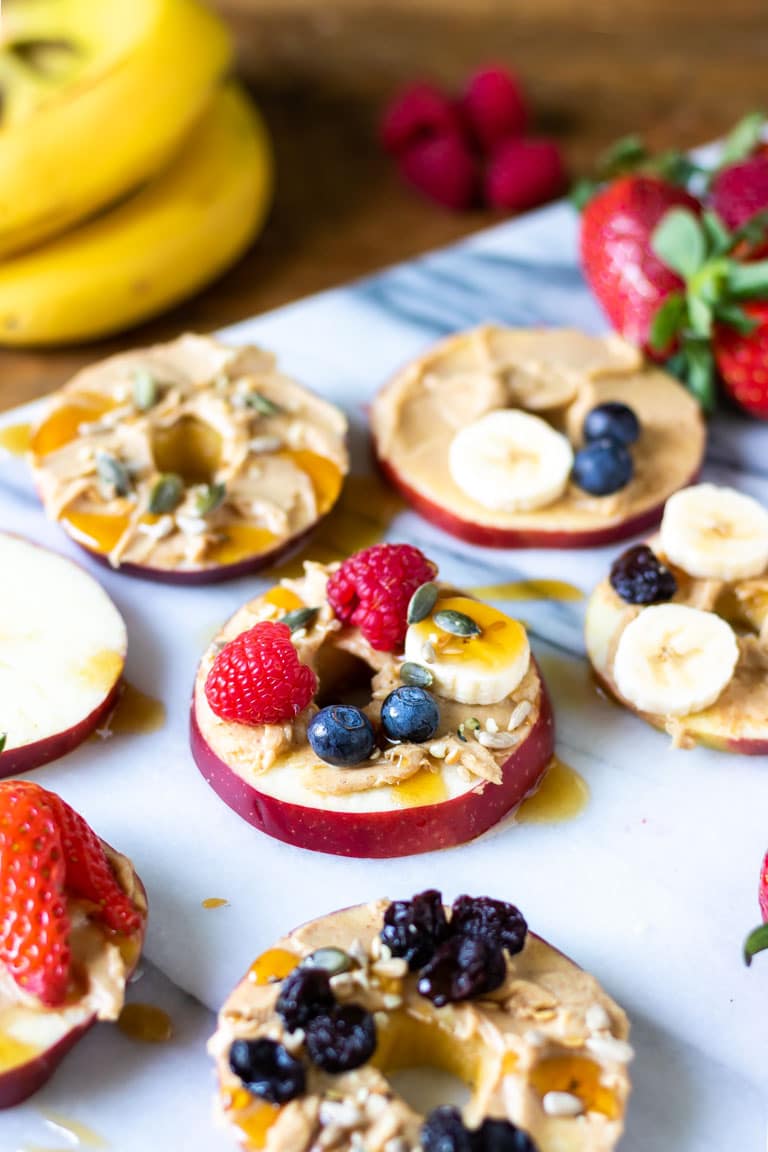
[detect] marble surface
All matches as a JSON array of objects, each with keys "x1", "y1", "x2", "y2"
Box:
[{"x1": 1, "y1": 193, "x2": 767, "y2": 1150}]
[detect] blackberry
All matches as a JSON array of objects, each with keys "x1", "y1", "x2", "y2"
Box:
[
  {"x1": 450, "y1": 895, "x2": 527, "y2": 956},
  {"x1": 478, "y1": 1118, "x2": 539, "y2": 1151},
  {"x1": 421, "y1": 1106, "x2": 474, "y2": 1152},
  {"x1": 304, "y1": 1004, "x2": 376, "y2": 1073},
  {"x1": 417, "y1": 935, "x2": 506, "y2": 1007},
  {"x1": 275, "y1": 966, "x2": 335, "y2": 1032},
  {"x1": 609, "y1": 544, "x2": 677, "y2": 605},
  {"x1": 381, "y1": 889, "x2": 449, "y2": 970},
  {"x1": 228, "y1": 1038, "x2": 305, "y2": 1104}
]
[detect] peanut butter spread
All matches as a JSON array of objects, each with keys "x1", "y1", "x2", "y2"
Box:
[
  {"x1": 371, "y1": 326, "x2": 705, "y2": 534},
  {"x1": 586, "y1": 535, "x2": 768, "y2": 749},
  {"x1": 211, "y1": 901, "x2": 631, "y2": 1152},
  {"x1": 193, "y1": 562, "x2": 546, "y2": 812},
  {"x1": 31, "y1": 335, "x2": 348, "y2": 573}
]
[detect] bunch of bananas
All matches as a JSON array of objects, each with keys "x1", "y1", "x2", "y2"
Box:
[{"x1": 0, "y1": 0, "x2": 272, "y2": 345}]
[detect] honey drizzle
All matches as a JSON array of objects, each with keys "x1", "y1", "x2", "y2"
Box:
[
  {"x1": 517, "y1": 756, "x2": 590, "y2": 823},
  {"x1": 0, "y1": 422, "x2": 32, "y2": 455},
  {"x1": 391, "y1": 767, "x2": 448, "y2": 808},
  {"x1": 107, "y1": 682, "x2": 166, "y2": 735},
  {"x1": 470, "y1": 579, "x2": 583, "y2": 602},
  {"x1": 41, "y1": 1111, "x2": 108, "y2": 1148},
  {"x1": 117, "y1": 1003, "x2": 173, "y2": 1043},
  {"x1": 202, "y1": 897, "x2": 229, "y2": 909}
]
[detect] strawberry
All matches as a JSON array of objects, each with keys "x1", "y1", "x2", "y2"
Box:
[
  {"x1": 744, "y1": 851, "x2": 768, "y2": 965},
  {"x1": 713, "y1": 301, "x2": 768, "y2": 416},
  {"x1": 579, "y1": 175, "x2": 701, "y2": 352}
]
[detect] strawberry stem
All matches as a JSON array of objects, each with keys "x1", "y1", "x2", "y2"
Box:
[{"x1": 744, "y1": 922, "x2": 768, "y2": 965}]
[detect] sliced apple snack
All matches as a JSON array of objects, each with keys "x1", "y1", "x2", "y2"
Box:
[
  {"x1": 0, "y1": 780, "x2": 147, "y2": 1107},
  {"x1": 585, "y1": 483, "x2": 768, "y2": 753},
  {"x1": 0, "y1": 533, "x2": 126, "y2": 776},
  {"x1": 190, "y1": 543, "x2": 554, "y2": 857}
]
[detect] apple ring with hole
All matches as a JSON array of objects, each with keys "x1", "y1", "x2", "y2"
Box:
[
  {"x1": 30, "y1": 334, "x2": 348, "y2": 584},
  {"x1": 210, "y1": 892, "x2": 631, "y2": 1152},
  {"x1": 0, "y1": 533, "x2": 126, "y2": 778},
  {"x1": 0, "y1": 780, "x2": 147, "y2": 1107},
  {"x1": 190, "y1": 543, "x2": 554, "y2": 857},
  {"x1": 585, "y1": 483, "x2": 768, "y2": 753},
  {"x1": 371, "y1": 325, "x2": 705, "y2": 549}
]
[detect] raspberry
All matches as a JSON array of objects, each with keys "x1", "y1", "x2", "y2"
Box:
[
  {"x1": 461, "y1": 65, "x2": 528, "y2": 152},
  {"x1": 399, "y1": 134, "x2": 480, "y2": 212},
  {"x1": 485, "y1": 137, "x2": 566, "y2": 213},
  {"x1": 380, "y1": 81, "x2": 464, "y2": 156},
  {"x1": 204, "y1": 621, "x2": 317, "y2": 726},
  {"x1": 711, "y1": 151, "x2": 768, "y2": 256},
  {"x1": 326, "y1": 544, "x2": 438, "y2": 652}
]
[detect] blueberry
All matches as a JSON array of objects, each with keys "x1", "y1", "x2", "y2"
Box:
[
  {"x1": 228, "y1": 1038, "x2": 305, "y2": 1104},
  {"x1": 304, "y1": 1004, "x2": 376, "y2": 1073},
  {"x1": 381, "y1": 685, "x2": 440, "y2": 743},
  {"x1": 609, "y1": 544, "x2": 677, "y2": 605},
  {"x1": 308, "y1": 705, "x2": 375, "y2": 766},
  {"x1": 572, "y1": 438, "x2": 633, "y2": 496},
  {"x1": 583, "y1": 402, "x2": 640, "y2": 447}
]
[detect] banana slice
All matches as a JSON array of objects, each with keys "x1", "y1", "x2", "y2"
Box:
[
  {"x1": 613, "y1": 604, "x2": 738, "y2": 717},
  {"x1": 404, "y1": 596, "x2": 530, "y2": 706},
  {"x1": 660, "y1": 484, "x2": 768, "y2": 581},
  {"x1": 448, "y1": 409, "x2": 574, "y2": 512}
]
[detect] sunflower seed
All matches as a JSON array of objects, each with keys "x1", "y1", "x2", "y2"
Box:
[
  {"x1": 433, "y1": 609, "x2": 481, "y2": 637},
  {"x1": 96, "y1": 451, "x2": 131, "y2": 496},
  {"x1": 586, "y1": 1003, "x2": 611, "y2": 1033},
  {"x1": 132, "y1": 369, "x2": 158, "y2": 411},
  {"x1": 148, "y1": 473, "x2": 184, "y2": 515},
  {"x1": 586, "y1": 1035, "x2": 634, "y2": 1063},
  {"x1": 477, "y1": 730, "x2": 517, "y2": 750},
  {"x1": 399, "y1": 661, "x2": 434, "y2": 688},
  {"x1": 246, "y1": 391, "x2": 283, "y2": 416},
  {"x1": 249, "y1": 435, "x2": 283, "y2": 454},
  {"x1": 542, "y1": 1091, "x2": 584, "y2": 1117},
  {"x1": 280, "y1": 606, "x2": 319, "y2": 633},
  {"x1": 194, "y1": 481, "x2": 226, "y2": 517},
  {"x1": 407, "y1": 581, "x2": 439, "y2": 624}
]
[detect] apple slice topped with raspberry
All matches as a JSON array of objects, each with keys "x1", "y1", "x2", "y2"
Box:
[
  {"x1": 0, "y1": 780, "x2": 146, "y2": 1107},
  {"x1": 191, "y1": 544, "x2": 554, "y2": 857}
]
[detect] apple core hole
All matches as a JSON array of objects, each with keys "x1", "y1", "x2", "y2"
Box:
[
  {"x1": 712, "y1": 585, "x2": 764, "y2": 637},
  {"x1": 387, "y1": 1066, "x2": 472, "y2": 1117},
  {"x1": 150, "y1": 416, "x2": 222, "y2": 485},
  {"x1": 315, "y1": 645, "x2": 374, "y2": 710}
]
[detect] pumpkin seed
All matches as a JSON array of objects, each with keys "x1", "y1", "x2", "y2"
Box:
[
  {"x1": 194, "y1": 481, "x2": 226, "y2": 517},
  {"x1": 302, "y1": 947, "x2": 352, "y2": 976},
  {"x1": 132, "y1": 369, "x2": 158, "y2": 411},
  {"x1": 148, "y1": 473, "x2": 184, "y2": 515},
  {"x1": 407, "y1": 581, "x2": 439, "y2": 625},
  {"x1": 96, "y1": 451, "x2": 131, "y2": 497},
  {"x1": 246, "y1": 391, "x2": 283, "y2": 417},
  {"x1": 399, "y1": 661, "x2": 434, "y2": 688},
  {"x1": 433, "y1": 608, "x2": 481, "y2": 637},
  {"x1": 279, "y1": 606, "x2": 319, "y2": 633}
]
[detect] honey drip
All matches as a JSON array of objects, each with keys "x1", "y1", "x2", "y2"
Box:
[
  {"x1": 517, "y1": 756, "x2": 589, "y2": 824},
  {"x1": 31, "y1": 395, "x2": 116, "y2": 457},
  {"x1": 529, "y1": 1055, "x2": 619, "y2": 1118},
  {"x1": 0, "y1": 1029, "x2": 38, "y2": 1072},
  {"x1": 0, "y1": 422, "x2": 32, "y2": 455},
  {"x1": 117, "y1": 1003, "x2": 173, "y2": 1043},
  {"x1": 202, "y1": 897, "x2": 229, "y2": 909},
  {"x1": 41, "y1": 1111, "x2": 108, "y2": 1148},
  {"x1": 470, "y1": 579, "x2": 583, "y2": 602},
  {"x1": 107, "y1": 682, "x2": 166, "y2": 735},
  {"x1": 391, "y1": 768, "x2": 448, "y2": 807},
  {"x1": 247, "y1": 949, "x2": 300, "y2": 986}
]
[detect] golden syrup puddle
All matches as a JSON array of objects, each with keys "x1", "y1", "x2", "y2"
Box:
[
  {"x1": 391, "y1": 767, "x2": 449, "y2": 807},
  {"x1": 117, "y1": 1003, "x2": 173, "y2": 1044},
  {"x1": 0, "y1": 422, "x2": 32, "y2": 455},
  {"x1": 107, "y1": 682, "x2": 166, "y2": 735},
  {"x1": 469, "y1": 579, "x2": 583, "y2": 602},
  {"x1": 517, "y1": 756, "x2": 590, "y2": 824},
  {"x1": 202, "y1": 897, "x2": 229, "y2": 910},
  {"x1": 40, "y1": 1111, "x2": 108, "y2": 1148},
  {"x1": 224, "y1": 1094, "x2": 280, "y2": 1150}
]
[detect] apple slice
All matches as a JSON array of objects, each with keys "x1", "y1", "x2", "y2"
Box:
[{"x1": 0, "y1": 534, "x2": 126, "y2": 776}]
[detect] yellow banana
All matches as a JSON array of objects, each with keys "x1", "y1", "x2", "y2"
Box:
[
  {"x1": 0, "y1": 0, "x2": 232, "y2": 256},
  {"x1": 0, "y1": 82, "x2": 272, "y2": 345}
]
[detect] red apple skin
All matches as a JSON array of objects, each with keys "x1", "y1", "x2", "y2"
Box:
[
  {"x1": 592, "y1": 667, "x2": 768, "y2": 757},
  {"x1": 190, "y1": 672, "x2": 555, "y2": 858},
  {"x1": 0, "y1": 866, "x2": 147, "y2": 1109},
  {"x1": 376, "y1": 453, "x2": 702, "y2": 550}
]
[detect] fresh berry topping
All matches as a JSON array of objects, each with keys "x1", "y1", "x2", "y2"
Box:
[
  {"x1": 450, "y1": 895, "x2": 527, "y2": 956},
  {"x1": 0, "y1": 782, "x2": 70, "y2": 1006},
  {"x1": 275, "y1": 966, "x2": 335, "y2": 1032},
  {"x1": 417, "y1": 935, "x2": 506, "y2": 1007},
  {"x1": 421, "y1": 1107, "x2": 474, "y2": 1152},
  {"x1": 485, "y1": 137, "x2": 566, "y2": 213},
  {"x1": 381, "y1": 686, "x2": 440, "y2": 743},
  {"x1": 304, "y1": 1004, "x2": 376, "y2": 1073},
  {"x1": 744, "y1": 851, "x2": 768, "y2": 965},
  {"x1": 381, "y1": 889, "x2": 449, "y2": 970},
  {"x1": 609, "y1": 545, "x2": 677, "y2": 605},
  {"x1": 307, "y1": 705, "x2": 376, "y2": 767},
  {"x1": 204, "y1": 621, "x2": 317, "y2": 726},
  {"x1": 572, "y1": 438, "x2": 633, "y2": 496},
  {"x1": 399, "y1": 133, "x2": 481, "y2": 212},
  {"x1": 714, "y1": 301, "x2": 768, "y2": 418},
  {"x1": 228, "y1": 1038, "x2": 305, "y2": 1104},
  {"x1": 477, "y1": 1117, "x2": 539, "y2": 1151},
  {"x1": 460, "y1": 65, "x2": 527, "y2": 152},
  {"x1": 380, "y1": 82, "x2": 464, "y2": 156},
  {"x1": 327, "y1": 544, "x2": 438, "y2": 652},
  {"x1": 711, "y1": 152, "x2": 768, "y2": 253},
  {"x1": 583, "y1": 402, "x2": 640, "y2": 447}
]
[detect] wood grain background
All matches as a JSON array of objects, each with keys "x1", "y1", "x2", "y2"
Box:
[{"x1": 2, "y1": 0, "x2": 766, "y2": 408}]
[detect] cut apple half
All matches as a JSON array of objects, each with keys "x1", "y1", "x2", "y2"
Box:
[
  {"x1": 0, "y1": 533, "x2": 126, "y2": 776},
  {"x1": 370, "y1": 326, "x2": 705, "y2": 549}
]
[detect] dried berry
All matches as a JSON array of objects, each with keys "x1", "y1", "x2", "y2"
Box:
[
  {"x1": 275, "y1": 966, "x2": 335, "y2": 1032},
  {"x1": 228, "y1": 1038, "x2": 305, "y2": 1104},
  {"x1": 381, "y1": 889, "x2": 449, "y2": 970},
  {"x1": 478, "y1": 1117, "x2": 539, "y2": 1151},
  {"x1": 450, "y1": 895, "x2": 527, "y2": 956},
  {"x1": 609, "y1": 544, "x2": 677, "y2": 605},
  {"x1": 417, "y1": 935, "x2": 506, "y2": 1007},
  {"x1": 421, "y1": 1106, "x2": 474, "y2": 1152},
  {"x1": 304, "y1": 1004, "x2": 376, "y2": 1073}
]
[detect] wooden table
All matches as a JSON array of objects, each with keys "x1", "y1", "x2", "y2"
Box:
[{"x1": 2, "y1": 0, "x2": 766, "y2": 409}]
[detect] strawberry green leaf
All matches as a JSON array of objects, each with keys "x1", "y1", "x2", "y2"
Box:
[
  {"x1": 569, "y1": 179, "x2": 598, "y2": 212},
  {"x1": 682, "y1": 340, "x2": 716, "y2": 412},
  {"x1": 729, "y1": 207, "x2": 768, "y2": 252},
  {"x1": 649, "y1": 292, "x2": 686, "y2": 351},
  {"x1": 713, "y1": 303, "x2": 759, "y2": 335},
  {"x1": 652, "y1": 209, "x2": 706, "y2": 279},
  {"x1": 726, "y1": 259, "x2": 768, "y2": 299},
  {"x1": 654, "y1": 151, "x2": 700, "y2": 185},
  {"x1": 701, "y1": 211, "x2": 733, "y2": 258},
  {"x1": 718, "y1": 111, "x2": 765, "y2": 170},
  {"x1": 688, "y1": 295, "x2": 713, "y2": 338},
  {"x1": 598, "y1": 134, "x2": 648, "y2": 177},
  {"x1": 744, "y1": 922, "x2": 768, "y2": 965}
]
